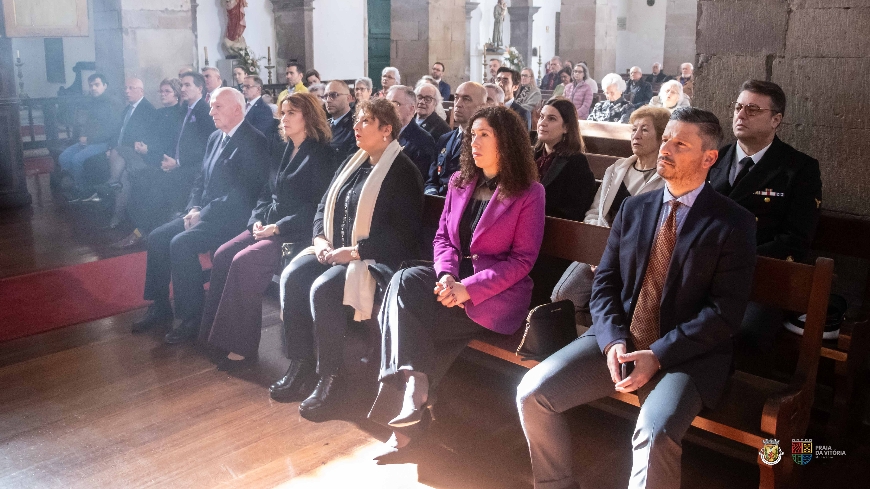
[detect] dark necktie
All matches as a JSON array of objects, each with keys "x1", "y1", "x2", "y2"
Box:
[
  {"x1": 630, "y1": 200, "x2": 681, "y2": 351},
  {"x1": 245, "y1": 101, "x2": 251, "y2": 113},
  {"x1": 732, "y1": 156, "x2": 755, "y2": 188},
  {"x1": 117, "y1": 105, "x2": 133, "y2": 146},
  {"x1": 175, "y1": 104, "x2": 196, "y2": 162}
]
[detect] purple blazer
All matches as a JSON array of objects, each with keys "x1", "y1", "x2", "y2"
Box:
[{"x1": 433, "y1": 173, "x2": 546, "y2": 334}]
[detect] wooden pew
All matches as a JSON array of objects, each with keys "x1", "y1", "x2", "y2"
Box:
[
  {"x1": 578, "y1": 120, "x2": 633, "y2": 157},
  {"x1": 584, "y1": 153, "x2": 620, "y2": 180},
  {"x1": 421, "y1": 194, "x2": 834, "y2": 489}
]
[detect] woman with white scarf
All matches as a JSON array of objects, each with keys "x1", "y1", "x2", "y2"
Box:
[{"x1": 270, "y1": 99, "x2": 424, "y2": 417}]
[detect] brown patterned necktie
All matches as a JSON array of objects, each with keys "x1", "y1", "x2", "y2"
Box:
[{"x1": 630, "y1": 200, "x2": 681, "y2": 351}]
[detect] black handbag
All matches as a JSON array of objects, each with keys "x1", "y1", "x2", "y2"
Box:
[
  {"x1": 281, "y1": 242, "x2": 303, "y2": 269},
  {"x1": 516, "y1": 299, "x2": 578, "y2": 361}
]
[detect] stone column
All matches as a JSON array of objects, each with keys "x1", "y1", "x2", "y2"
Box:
[
  {"x1": 272, "y1": 0, "x2": 315, "y2": 70},
  {"x1": 507, "y1": 2, "x2": 540, "y2": 70},
  {"x1": 560, "y1": 0, "x2": 598, "y2": 76},
  {"x1": 465, "y1": 2, "x2": 480, "y2": 82},
  {"x1": 93, "y1": 0, "x2": 125, "y2": 90},
  {"x1": 0, "y1": 6, "x2": 30, "y2": 209},
  {"x1": 663, "y1": 0, "x2": 698, "y2": 75}
]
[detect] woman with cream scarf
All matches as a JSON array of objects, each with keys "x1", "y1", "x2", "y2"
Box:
[{"x1": 269, "y1": 99, "x2": 424, "y2": 417}]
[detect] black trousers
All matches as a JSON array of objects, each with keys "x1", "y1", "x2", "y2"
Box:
[
  {"x1": 143, "y1": 217, "x2": 240, "y2": 321},
  {"x1": 379, "y1": 266, "x2": 482, "y2": 386},
  {"x1": 128, "y1": 166, "x2": 195, "y2": 234},
  {"x1": 280, "y1": 254, "x2": 359, "y2": 375}
]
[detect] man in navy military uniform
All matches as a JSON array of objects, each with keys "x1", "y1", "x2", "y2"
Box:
[
  {"x1": 709, "y1": 80, "x2": 823, "y2": 352},
  {"x1": 424, "y1": 82, "x2": 487, "y2": 196},
  {"x1": 387, "y1": 85, "x2": 437, "y2": 179},
  {"x1": 323, "y1": 80, "x2": 358, "y2": 161}
]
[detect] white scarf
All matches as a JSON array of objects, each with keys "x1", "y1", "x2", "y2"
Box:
[{"x1": 294, "y1": 139, "x2": 402, "y2": 320}]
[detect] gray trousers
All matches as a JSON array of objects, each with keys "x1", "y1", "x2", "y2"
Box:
[{"x1": 516, "y1": 334, "x2": 703, "y2": 489}]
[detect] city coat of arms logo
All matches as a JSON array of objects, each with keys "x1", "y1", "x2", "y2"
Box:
[
  {"x1": 759, "y1": 439, "x2": 783, "y2": 465},
  {"x1": 792, "y1": 439, "x2": 813, "y2": 465}
]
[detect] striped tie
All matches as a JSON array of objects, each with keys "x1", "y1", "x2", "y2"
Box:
[{"x1": 630, "y1": 200, "x2": 680, "y2": 351}]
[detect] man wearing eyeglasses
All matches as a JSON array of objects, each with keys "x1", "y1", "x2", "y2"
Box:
[
  {"x1": 414, "y1": 83, "x2": 451, "y2": 141},
  {"x1": 388, "y1": 85, "x2": 437, "y2": 178},
  {"x1": 241, "y1": 76, "x2": 275, "y2": 137},
  {"x1": 323, "y1": 80, "x2": 358, "y2": 160},
  {"x1": 708, "y1": 80, "x2": 822, "y2": 353}
]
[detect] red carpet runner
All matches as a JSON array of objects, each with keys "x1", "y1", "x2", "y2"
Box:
[{"x1": 0, "y1": 252, "x2": 149, "y2": 342}]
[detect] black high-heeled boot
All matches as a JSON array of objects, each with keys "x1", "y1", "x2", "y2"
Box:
[
  {"x1": 299, "y1": 374, "x2": 339, "y2": 419},
  {"x1": 269, "y1": 359, "x2": 315, "y2": 402}
]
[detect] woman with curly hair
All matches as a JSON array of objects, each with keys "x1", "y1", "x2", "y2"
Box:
[
  {"x1": 374, "y1": 106, "x2": 546, "y2": 449},
  {"x1": 200, "y1": 92, "x2": 340, "y2": 370}
]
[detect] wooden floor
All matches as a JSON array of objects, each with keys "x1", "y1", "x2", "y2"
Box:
[{"x1": 1, "y1": 174, "x2": 868, "y2": 488}]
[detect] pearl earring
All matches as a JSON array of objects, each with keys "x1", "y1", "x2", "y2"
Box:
[{"x1": 383, "y1": 136, "x2": 388, "y2": 142}]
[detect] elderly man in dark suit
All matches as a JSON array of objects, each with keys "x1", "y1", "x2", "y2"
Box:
[
  {"x1": 709, "y1": 80, "x2": 823, "y2": 351},
  {"x1": 323, "y1": 80, "x2": 358, "y2": 161},
  {"x1": 387, "y1": 85, "x2": 436, "y2": 178},
  {"x1": 241, "y1": 75, "x2": 276, "y2": 137},
  {"x1": 414, "y1": 82, "x2": 451, "y2": 142},
  {"x1": 424, "y1": 82, "x2": 487, "y2": 196},
  {"x1": 626, "y1": 66, "x2": 654, "y2": 106},
  {"x1": 517, "y1": 108, "x2": 757, "y2": 489},
  {"x1": 496, "y1": 67, "x2": 532, "y2": 130},
  {"x1": 133, "y1": 87, "x2": 270, "y2": 343}
]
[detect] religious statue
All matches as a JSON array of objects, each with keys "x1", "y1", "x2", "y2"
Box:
[
  {"x1": 492, "y1": 0, "x2": 506, "y2": 48},
  {"x1": 223, "y1": 0, "x2": 248, "y2": 52}
]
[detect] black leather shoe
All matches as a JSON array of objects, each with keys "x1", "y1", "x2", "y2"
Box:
[
  {"x1": 299, "y1": 374, "x2": 339, "y2": 419},
  {"x1": 269, "y1": 359, "x2": 316, "y2": 402},
  {"x1": 132, "y1": 303, "x2": 172, "y2": 333},
  {"x1": 163, "y1": 317, "x2": 200, "y2": 344}
]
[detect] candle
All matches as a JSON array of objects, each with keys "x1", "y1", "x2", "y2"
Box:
[
  {"x1": 267, "y1": 46, "x2": 271, "y2": 62},
  {"x1": 16, "y1": 50, "x2": 20, "y2": 59}
]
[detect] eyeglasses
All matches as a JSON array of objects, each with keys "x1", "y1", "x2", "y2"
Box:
[
  {"x1": 732, "y1": 102, "x2": 775, "y2": 117},
  {"x1": 321, "y1": 92, "x2": 349, "y2": 100},
  {"x1": 521, "y1": 74, "x2": 532, "y2": 78},
  {"x1": 354, "y1": 87, "x2": 370, "y2": 92},
  {"x1": 417, "y1": 95, "x2": 435, "y2": 104},
  {"x1": 242, "y1": 85, "x2": 256, "y2": 89}
]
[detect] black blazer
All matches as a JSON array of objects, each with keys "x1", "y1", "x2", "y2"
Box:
[
  {"x1": 419, "y1": 112, "x2": 452, "y2": 142},
  {"x1": 536, "y1": 151, "x2": 597, "y2": 221},
  {"x1": 113, "y1": 98, "x2": 156, "y2": 149},
  {"x1": 424, "y1": 128, "x2": 462, "y2": 196},
  {"x1": 244, "y1": 97, "x2": 276, "y2": 137},
  {"x1": 590, "y1": 184, "x2": 757, "y2": 408},
  {"x1": 399, "y1": 119, "x2": 437, "y2": 179},
  {"x1": 313, "y1": 151, "x2": 424, "y2": 270},
  {"x1": 142, "y1": 104, "x2": 186, "y2": 167},
  {"x1": 186, "y1": 120, "x2": 270, "y2": 231},
  {"x1": 509, "y1": 101, "x2": 532, "y2": 131},
  {"x1": 328, "y1": 112, "x2": 358, "y2": 161},
  {"x1": 708, "y1": 135, "x2": 822, "y2": 261},
  {"x1": 249, "y1": 137, "x2": 340, "y2": 242},
  {"x1": 625, "y1": 80, "x2": 654, "y2": 106},
  {"x1": 177, "y1": 98, "x2": 217, "y2": 169}
]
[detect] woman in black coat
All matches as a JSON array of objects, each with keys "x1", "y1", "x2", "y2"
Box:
[
  {"x1": 533, "y1": 98, "x2": 597, "y2": 221},
  {"x1": 199, "y1": 93, "x2": 339, "y2": 369},
  {"x1": 269, "y1": 98, "x2": 424, "y2": 417},
  {"x1": 529, "y1": 98, "x2": 598, "y2": 305}
]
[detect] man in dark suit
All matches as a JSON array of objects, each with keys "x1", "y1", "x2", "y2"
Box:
[
  {"x1": 323, "y1": 80, "x2": 358, "y2": 161},
  {"x1": 709, "y1": 80, "x2": 823, "y2": 351},
  {"x1": 517, "y1": 108, "x2": 757, "y2": 489},
  {"x1": 626, "y1": 65, "x2": 654, "y2": 106},
  {"x1": 496, "y1": 67, "x2": 532, "y2": 130},
  {"x1": 387, "y1": 85, "x2": 437, "y2": 178},
  {"x1": 431, "y1": 61, "x2": 451, "y2": 101},
  {"x1": 644, "y1": 62, "x2": 673, "y2": 84},
  {"x1": 424, "y1": 82, "x2": 487, "y2": 196},
  {"x1": 241, "y1": 75, "x2": 276, "y2": 137},
  {"x1": 414, "y1": 83, "x2": 451, "y2": 142},
  {"x1": 133, "y1": 88, "x2": 270, "y2": 343},
  {"x1": 103, "y1": 77, "x2": 156, "y2": 225}
]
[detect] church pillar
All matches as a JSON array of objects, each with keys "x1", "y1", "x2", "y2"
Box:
[
  {"x1": 271, "y1": 0, "x2": 315, "y2": 70},
  {"x1": 507, "y1": 2, "x2": 540, "y2": 71},
  {"x1": 0, "y1": 5, "x2": 30, "y2": 209},
  {"x1": 465, "y1": 2, "x2": 480, "y2": 83}
]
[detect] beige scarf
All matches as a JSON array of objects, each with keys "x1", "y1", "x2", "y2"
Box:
[{"x1": 295, "y1": 140, "x2": 402, "y2": 320}]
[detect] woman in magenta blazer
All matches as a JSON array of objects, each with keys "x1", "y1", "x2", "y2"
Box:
[{"x1": 375, "y1": 105, "x2": 546, "y2": 449}]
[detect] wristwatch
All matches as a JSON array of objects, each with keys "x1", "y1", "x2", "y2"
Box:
[{"x1": 350, "y1": 246, "x2": 359, "y2": 260}]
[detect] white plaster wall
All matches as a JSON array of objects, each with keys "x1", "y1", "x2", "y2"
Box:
[
  {"x1": 197, "y1": 0, "x2": 277, "y2": 78},
  {"x1": 312, "y1": 0, "x2": 366, "y2": 80},
  {"x1": 11, "y1": 1, "x2": 96, "y2": 99},
  {"x1": 614, "y1": 0, "x2": 668, "y2": 77},
  {"x1": 469, "y1": 3, "x2": 483, "y2": 83}
]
